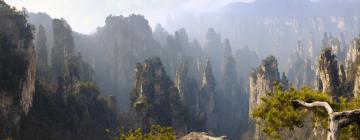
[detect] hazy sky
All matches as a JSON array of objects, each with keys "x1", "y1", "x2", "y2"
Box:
[{"x1": 6, "y1": 0, "x2": 255, "y2": 34}]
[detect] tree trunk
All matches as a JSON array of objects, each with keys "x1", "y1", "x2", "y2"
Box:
[
  {"x1": 292, "y1": 100, "x2": 360, "y2": 140},
  {"x1": 328, "y1": 115, "x2": 338, "y2": 140}
]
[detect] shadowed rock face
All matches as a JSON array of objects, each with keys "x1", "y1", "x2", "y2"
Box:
[
  {"x1": 199, "y1": 60, "x2": 217, "y2": 133},
  {"x1": 0, "y1": 1, "x2": 36, "y2": 137},
  {"x1": 131, "y1": 57, "x2": 187, "y2": 135},
  {"x1": 317, "y1": 48, "x2": 340, "y2": 96}
]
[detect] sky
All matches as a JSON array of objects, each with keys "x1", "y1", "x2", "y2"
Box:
[{"x1": 6, "y1": 0, "x2": 255, "y2": 34}]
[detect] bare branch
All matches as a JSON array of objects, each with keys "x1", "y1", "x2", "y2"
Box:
[
  {"x1": 292, "y1": 100, "x2": 333, "y2": 115},
  {"x1": 333, "y1": 109, "x2": 360, "y2": 119},
  {"x1": 334, "y1": 109, "x2": 360, "y2": 128}
]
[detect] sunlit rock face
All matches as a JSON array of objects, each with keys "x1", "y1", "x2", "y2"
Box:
[
  {"x1": 0, "y1": 1, "x2": 36, "y2": 137},
  {"x1": 175, "y1": 62, "x2": 199, "y2": 116},
  {"x1": 348, "y1": 38, "x2": 360, "y2": 98},
  {"x1": 249, "y1": 55, "x2": 281, "y2": 140},
  {"x1": 131, "y1": 57, "x2": 187, "y2": 135},
  {"x1": 317, "y1": 48, "x2": 341, "y2": 96},
  {"x1": 353, "y1": 66, "x2": 360, "y2": 98},
  {"x1": 249, "y1": 55, "x2": 280, "y2": 113},
  {"x1": 345, "y1": 37, "x2": 360, "y2": 71},
  {"x1": 198, "y1": 60, "x2": 217, "y2": 134}
]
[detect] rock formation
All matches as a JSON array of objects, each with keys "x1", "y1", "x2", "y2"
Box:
[
  {"x1": 218, "y1": 43, "x2": 248, "y2": 139},
  {"x1": 0, "y1": 2, "x2": 36, "y2": 137},
  {"x1": 199, "y1": 60, "x2": 217, "y2": 133},
  {"x1": 249, "y1": 55, "x2": 280, "y2": 113},
  {"x1": 180, "y1": 132, "x2": 226, "y2": 140},
  {"x1": 249, "y1": 55, "x2": 281, "y2": 140},
  {"x1": 287, "y1": 41, "x2": 316, "y2": 89},
  {"x1": 35, "y1": 25, "x2": 48, "y2": 66},
  {"x1": 131, "y1": 57, "x2": 187, "y2": 135},
  {"x1": 317, "y1": 48, "x2": 341, "y2": 96},
  {"x1": 345, "y1": 37, "x2": 360, "y2": 70},
  {"x1": 353, "y1": 66, "x2": 360, "y2": 98},
  {"x1": 175, "y1": 62, "x2": 198, "y2": 115}
]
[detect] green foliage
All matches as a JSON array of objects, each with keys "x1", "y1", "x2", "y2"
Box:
[
  {"x1": 252, "y1": 86, "x2": 331, "y2": 139},
  {"x1": 252, "y1": 86, "x2": 360, "y2": 139},
  {"x1": 115, "y1": 125, "x2": 176, "y2": 140},
  {"x1": 80, "y1": 81, "x2": 99, "y2": 91}
]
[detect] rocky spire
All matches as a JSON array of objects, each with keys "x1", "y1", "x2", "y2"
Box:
[
  {"x1": 175, "y1": 62, "x2": 198, "y2": 115},
  {"x1": 199, "y1": 59, "x2": 216, "y2": 133},
  {"x1": 249, "y1": 55, "x2": 280, "y2": 114},
  {"x1": 317, "y1": 48, "x2": 340, "y2": 96},
  {"x1": 35, "y1": 25, "x2": 48, "y2": 66},
  {"x1": 249, "y1": 55, "x2": 280, "y2": 140},
  {"x1": 51, "y1": 18, "x2": 79, "y2": 95},
  {"x1": 345, "y1": 37, "x2": 360, "y2": 71},
  {"x1": 51, "y1": 18, "x2": 75, "y2": 79},
  {"x1": 131, "y1": 57, "x2": 187, "y2": 135}
]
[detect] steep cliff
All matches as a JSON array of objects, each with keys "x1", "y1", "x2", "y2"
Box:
[
  {"x1": 217, "y1": 40, "x2": 249, "y2": 139},
  {"x1": 175, "y1": 62, "x2": 199, "y2": 116},
  {"x1": 249, "y1": 55, "x2": 280, "y2": 113},
  {"x1": 0, "y1": 2, "x2": 36, "y2": 138},
  {"x1": 287, "y1": 41, "x2": 316, "y2": 89},
  {"x1": 19, "y1": 17, "x2": 117, "y2": 139},
  {"x1": 199, "y1": 60, "x2": 217, "y2": 134},
  {"x1": 249, "y1": 55, "x2": 281, "y2": 140},
  {"x1": 345, "y1": 37, "x2": 360, "y2": 70},
  {"x1": 317, "y1": 48, "x2": 341, "y2": 96},
  {"x1": 131, "y1": 57, "x2": 187, "y2": 135}
]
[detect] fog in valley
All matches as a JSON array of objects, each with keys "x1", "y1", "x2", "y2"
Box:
[{"x1": 1, "y1": 0, "x2": 360, "y2": 139}]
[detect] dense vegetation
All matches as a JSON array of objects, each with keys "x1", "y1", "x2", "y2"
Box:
[
  {"x1": 110, "y1": 125, "x2": 176, "y2": 140},
  {"x1": 253, "y1": 85, "x2": 360, "y2": 139}
]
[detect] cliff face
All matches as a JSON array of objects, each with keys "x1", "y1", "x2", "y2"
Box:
[
  {"x1": 131, "y1": 57, "x2": 187, "y2": 135},
  {"x1": 353, "y1": 66, "x2": 360, "y2": 98},
  {"x1": 345, "y1": 37, "x2": 360, "y2": 70},
  {"x1": 347, "y1": 37, "x2": 360, "y2": 97},
  {"x1": 287, "y1": 41, "x2": 316, "y2": 89},
  {"x1": 18, "y1": 15, "x2": 116, "y2": 139},
  {"x1": 249, "y1": 55, "x2": 280, "y2": 113},
  {"x1": 199, "y1": 60, "x2": 217, "y2": 133},
  {"x1": 0, "y1": 2, "x2": 36, "y2": 137},
  {"x1": 317, "y1": 48, "x2": 341, "y2": 96},
  {"x1": 175, "y1": 62, "x2": 198, "y2": 116},
  {"x1": 249, "y1": 55, "x2": 281, "y2": 140}
]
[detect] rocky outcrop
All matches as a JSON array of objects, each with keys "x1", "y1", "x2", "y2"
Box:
[
  {"x1": 0, "y1": 2, "x2": 36, "y2": 138},
  {"x1": 131, "y1": 57, "x2": 187, "y2": 135},
  {"x1": 249, "y1": 55, "x2": 280, "y2": 113},
  {"x1": 180, "y1": 132, "x2": 226, "y2": 140},
  {"x1": 317, "y1": 48, "x2": 341, "y2": 96}
]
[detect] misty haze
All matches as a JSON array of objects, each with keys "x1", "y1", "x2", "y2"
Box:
[{"x1": 1, "y1": 0, "x2": 360, "y2": 139}]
